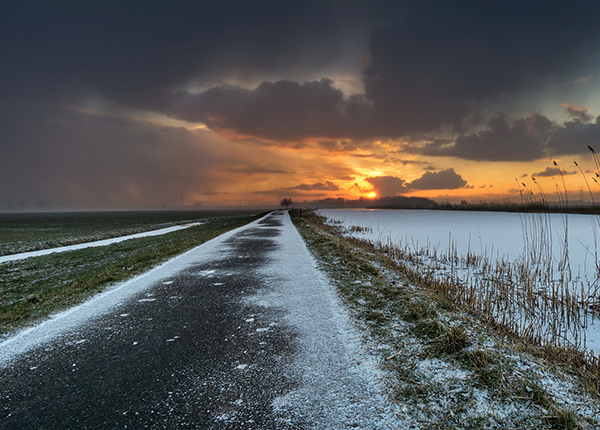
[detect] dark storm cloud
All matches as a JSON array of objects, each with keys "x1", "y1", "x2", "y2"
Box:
[
  {"x1": 4, "y1": 0, "x2": 600, "y2": 142},
  {"x1": 0, "y1": 107, "x2": 248, "y2": 209},
  {"x1": 0, "y1": 0, "x2": 354, "y2": 107},
  {"x1": 364, "y1": 176, "x2": 407, "y2": 196},
  {"x1": 407, "y1": 168, "x2": 467, "y2": 190},
  {"x1": 531, "y1": 167, "x2": 577, "y2": 177},
  {"x1": 422, "y1": 114, "x2": 554, "y2": 161},
  {"x1": 166, "y1": 79, "x2": 373, "y2": 141},
  {"x1": 547, "y1": 117, "x2": 600, "y2": 155},
  {"x1": 562, "y1": 104, "x2": 594, "y2": 123},
  {"x1": 138, "y1": 0, "x2": 600, "y2": 141},
  {"x1": 417, "y1": 110, "x2": 600, "y2": 161},
  {"x1": 4, "y1": 0, "x2": 600, "y2": 209},
  {"x1": 361, "y1": 0, "x2": 600, "y2": 135},
  {"x1": 1, "y1": 0, "x2": 378, "y2": 208},
  {"x1": 365, "y1": 168, "x2": 468, "y2": 196}
]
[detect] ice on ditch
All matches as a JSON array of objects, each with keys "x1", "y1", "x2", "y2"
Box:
[{"x1": 320, "y1": 208, "x2": 600, "y2": 359}]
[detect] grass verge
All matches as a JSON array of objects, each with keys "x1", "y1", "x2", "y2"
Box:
[
  {"x1": 0, "y1": 209, "x2": 259, "y2": 256},
  {"x1": 291, "y1": 209, "x2": 599, "y2": 429},
  {"x1": 0, "y1": 213, "x2": 264, "y2": 337}
]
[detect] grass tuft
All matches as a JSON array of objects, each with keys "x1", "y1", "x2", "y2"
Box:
[
  {"x1": 458, "y1": 348, "x2": 491, "y2": 370},
  {"x1": 403, "y1": 300, "x2": 438, "y2": 322},
  {"x1": 411, "y1": 319, "x2": 445, "y2": 339},
  {"x1": 547, "y1": 408, "x2": 579, "y2": 430},
  {"x1": 433, "y1": 325, "x2": 470, "y2": 355},
  {"x1": 365, "y1": 310, "x2": 388, "y2": 324}
]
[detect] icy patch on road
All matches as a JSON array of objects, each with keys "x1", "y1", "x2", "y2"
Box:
[{"x1": 197, "y1": 269, "x2": 216, "y2": 277}]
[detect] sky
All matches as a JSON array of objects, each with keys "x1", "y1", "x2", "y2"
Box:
[{"x1": 2, "y1": 0, "x2": 600, "y2": 210}]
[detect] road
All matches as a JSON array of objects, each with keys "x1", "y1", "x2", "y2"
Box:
[{"x1": 0, "y1": 212, "x2": 400, "y2": 429}]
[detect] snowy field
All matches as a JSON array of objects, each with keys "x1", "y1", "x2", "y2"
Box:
[
  {"x1": 319, "y1": 208, "x2": 600, "y2": 354},
  {"x1": 320, "y1": 208, "x2": 600, "y2": 281}
]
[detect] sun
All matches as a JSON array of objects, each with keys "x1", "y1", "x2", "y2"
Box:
[{"x1": 368, "y1": 192, "x2": 377, "y2": 198}]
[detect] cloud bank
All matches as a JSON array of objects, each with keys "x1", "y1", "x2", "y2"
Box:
[
  {"x1": 3, "y1": 1, "x2": 600, "y2": 207},
  {"x1": 365, "y1": 168, "x2": 468, "y2": 196}
]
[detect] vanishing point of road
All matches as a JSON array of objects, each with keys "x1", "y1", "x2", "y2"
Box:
[{"x1": 0, "y1": 212, "x2": 401, "y2": 429}]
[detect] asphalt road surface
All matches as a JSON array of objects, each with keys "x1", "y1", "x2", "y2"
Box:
[{"x1": 0, "y1": 212, "x2": 400, "y2": 429}]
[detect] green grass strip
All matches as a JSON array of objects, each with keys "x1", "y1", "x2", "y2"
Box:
[
  {"x1": 0, "y1": 213, "x2": 264, "y2": 337},
  {"x1": 0, "y1": 210, "x2": 259, "y2": 255}
]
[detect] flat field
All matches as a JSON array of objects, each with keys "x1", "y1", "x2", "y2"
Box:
[
  {"x1": 0, "y1": 210, "x2": 259, "y2": 256},
  {"x1": 0, "y1": 210, "x2": 264, "y2": 337}
]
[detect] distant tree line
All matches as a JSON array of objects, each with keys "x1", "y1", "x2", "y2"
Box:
[
  {"x1": 295, "y1": 195, "x2": 600, "y2": 215},
  {"x1": 299, "y1": 195, "x2": 437, "y2": 209},
  {"x1": 441, "y1": 199, "x2": 600, "y2": 214}
]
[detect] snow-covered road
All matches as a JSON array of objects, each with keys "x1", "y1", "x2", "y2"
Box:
[
  {"x1": 0, "y1": 211, "x2": 400, "y2": 429},
  {"x1": 0, "y1": 222, "x2": 202, "y2": 264}
]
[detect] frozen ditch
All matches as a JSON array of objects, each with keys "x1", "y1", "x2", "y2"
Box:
[{"x1": 320, "y1": 208, "x2": 600, "y2": 359}]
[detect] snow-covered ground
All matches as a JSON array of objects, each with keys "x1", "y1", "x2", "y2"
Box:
[
  {"x1": 0, "y1": 223, "x2": 202, "y2": 264},
  {"x1": 319, "y1": 208, "x2": 600, "y2": 354},
  {"x1": 319, "y1": 209, "x2": 600, "y2": 280}
]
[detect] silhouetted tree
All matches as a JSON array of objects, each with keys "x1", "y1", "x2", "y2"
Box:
[{"x1": 280, "y1": 198, "x2": 293, "y2": 209}]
